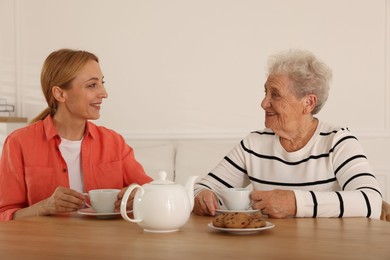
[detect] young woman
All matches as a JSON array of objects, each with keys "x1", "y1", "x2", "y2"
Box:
[{"x1": 0, "y1": 49, "x2": 152, "y2": 221}]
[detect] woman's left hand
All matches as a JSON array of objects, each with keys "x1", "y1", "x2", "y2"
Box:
[
  {"x1": 250, "y1": 189, "x2": 296, "y2": 218},
  {"x1": 115, "y1": 187, "x2": 136, "y2": 211}
]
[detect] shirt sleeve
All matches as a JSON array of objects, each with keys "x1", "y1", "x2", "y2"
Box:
[
  {"x1": 120, "y1": 136, "x2": 153, "y2": 186},
  {"x1": 0, "y1": 134, "x2": 26, "y2": 221}
]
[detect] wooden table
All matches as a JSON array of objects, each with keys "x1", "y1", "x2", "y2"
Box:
[{"x1": 0, "y1": 213, "x2": 389, "y2": 259}]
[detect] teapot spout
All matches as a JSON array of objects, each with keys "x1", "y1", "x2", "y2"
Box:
[{"x1": 185, "y1": 175, "x2": 198, "y2": 210}]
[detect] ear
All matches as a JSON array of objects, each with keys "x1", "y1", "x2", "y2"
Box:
[
  {"x1": 52, "y1": 86, "x2": 66, "y2": 103},
  {"x1": 303, "y1": 94, "x2": 317, "y2": 114}
]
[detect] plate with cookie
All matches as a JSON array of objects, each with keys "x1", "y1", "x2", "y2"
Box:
[
  {"x1": 208, "y1": 212, "x2": 275, "y2": 234},
  {"x1": 216, "y1": 209, "x2": 260, "y2": 214}
]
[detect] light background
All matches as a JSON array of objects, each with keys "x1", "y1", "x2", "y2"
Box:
[{"x1": 1, "y1": 0, "x2": 390, "y2": 199}]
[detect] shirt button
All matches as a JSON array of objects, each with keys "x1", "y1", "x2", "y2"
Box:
[{"x1": 63, "y1": 168, "x2": 67, "y2": 173}]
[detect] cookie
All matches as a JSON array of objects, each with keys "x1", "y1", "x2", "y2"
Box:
[
  {"x1": 223, "y1": 212, "x2": 251, "y2": 228},
  {"x1": 247, "y1": 218, "x2": 266, "y2": 228},
  {"x1": 212, "y1": 214, "x2": 226, "y2": 228}
]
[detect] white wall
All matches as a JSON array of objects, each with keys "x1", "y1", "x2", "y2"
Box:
[{"x1": 1, "y1": 0, "x2": 390, "y2": 200}]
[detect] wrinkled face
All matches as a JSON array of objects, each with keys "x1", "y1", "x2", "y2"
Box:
[
  {"x1": 62, "y1": 60, "x2": 107, "y2": 121},
  {"x1": 261, "y1": 74, "x2": 306, "y2": 135}
]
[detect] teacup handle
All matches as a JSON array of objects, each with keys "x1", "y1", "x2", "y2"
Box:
[
  {"x1": 83, "y1": 193, "x2": 92, "y2": 208},
  {"x1": 120, "y1": 184, "x2": 144, "y2": 223}
]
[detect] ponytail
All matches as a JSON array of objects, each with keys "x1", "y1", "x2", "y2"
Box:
[{"x1": 29, "y1": 107, "x2": 55, "y2": 124}]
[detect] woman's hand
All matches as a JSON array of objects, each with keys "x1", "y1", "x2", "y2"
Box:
[
  {"x1": 13, "y1": 186, "x2": 84, "y2": 220},
  {"x1": 40, "y1": 186, "x2": 85, "y2": 215},
  {"x1": 250, "y1": 189, "x2": 296, "y2": 218},
  {"x1": 193, "y1": 190, "x2": 219, "y2": 216},
  {"x1": 115, "y1": 187, "x2": 136, "y2": 211}
]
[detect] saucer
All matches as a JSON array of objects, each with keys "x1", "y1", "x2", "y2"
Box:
[
  {"x1": 77, "y1": 208, "x2": 132, "y2": 219},
  {"x1": 216, "y1": 209, "x2": 260, "y2": 214},
  {"x1": 208, "y1": 221, "x2": 275, "y2": 234}
]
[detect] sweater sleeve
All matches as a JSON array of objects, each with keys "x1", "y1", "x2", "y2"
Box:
[
  {"x1": 294, "y1": 130, "x2": 382, "y2": 219},
  {"x1": 194, "y1": 139, "x2": 251, "y2": 208}
]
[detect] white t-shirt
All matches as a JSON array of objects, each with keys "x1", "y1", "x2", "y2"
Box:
[{"x1": 59, "y1": 137, "x2": 84, "y2": 193}]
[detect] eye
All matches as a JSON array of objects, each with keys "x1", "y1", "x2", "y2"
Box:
[{"x1": 88, "y1": 83, "x2": 97, "y2": 88}]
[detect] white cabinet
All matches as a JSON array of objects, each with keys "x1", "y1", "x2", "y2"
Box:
[{"x1": 0, "y1": 117, "x2": 27, "y2": 154}]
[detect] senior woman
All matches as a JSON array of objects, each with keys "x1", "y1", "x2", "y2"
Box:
[{"x1": 193, "y1": 49, "x2": 383, "y2": 219}]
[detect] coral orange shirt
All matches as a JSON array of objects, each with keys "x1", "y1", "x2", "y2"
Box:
[{"x1": 0, "y1": 116, "x2": 152, "y2": 221}]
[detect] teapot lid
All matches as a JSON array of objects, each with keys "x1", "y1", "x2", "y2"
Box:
[{"x1": 151, "y1": 171, "x2": 174, "y2": 185}]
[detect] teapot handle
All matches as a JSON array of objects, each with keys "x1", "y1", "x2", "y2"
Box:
[{"x1": 120, "y1": 184, "x2": 144, "y2": 223}]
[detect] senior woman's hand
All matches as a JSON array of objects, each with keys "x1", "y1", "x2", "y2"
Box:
[
  {"x1": 250, "y1": 189, "x2": 296, "y2": 218},
  {"x1": 193, "y1": 190, "x2": 220, "y2": 216}
]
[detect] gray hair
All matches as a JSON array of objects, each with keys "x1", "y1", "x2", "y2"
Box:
[{"x1": 267, "y1": 49, "x2": 332, "y2": 115}]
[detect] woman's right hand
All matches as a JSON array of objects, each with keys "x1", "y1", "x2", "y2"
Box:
[
  {"x1": 40, "y1": 186, "x2": 85, "y2": 215},
  {"x1": 193, "y1": 190, "x2": 219, "y2": 216},
  {"x1": 13, "y1": 186, "x2": 85, "y2": 220}
]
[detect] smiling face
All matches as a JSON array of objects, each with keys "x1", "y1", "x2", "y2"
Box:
[
  {"x1": 261, "y1": 74, "x2": 308, "y2": 137},
  {"x1": 57, "y1": 60, "x2": 107, "y2": 121}
]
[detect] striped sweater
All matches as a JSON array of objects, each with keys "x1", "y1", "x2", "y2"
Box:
[{"x1": 194, "y1": 121, "x2": 382, "y2": 219}]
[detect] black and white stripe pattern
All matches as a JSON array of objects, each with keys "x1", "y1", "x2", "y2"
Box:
[{"x1": 194, "y1": 121, "x2": 382, "y2": 219}]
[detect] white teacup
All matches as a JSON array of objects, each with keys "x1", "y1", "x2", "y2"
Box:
[
  {"x1": 220, "y1": 188, "x2": 252, "y2": 210},
  {"x1": 84, "y1": 189, "x2": 120, "y2": 213}
]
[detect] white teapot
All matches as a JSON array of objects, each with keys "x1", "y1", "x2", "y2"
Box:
[{"x1": 120, "y1": 171, "x2": 198, "y2": 233}]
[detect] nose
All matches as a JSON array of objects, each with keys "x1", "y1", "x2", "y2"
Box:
[
  {"x1": 99, "y1": 84, "x2": 108, "y2": 99},
  {"x1": 261, "y1": 95, "x2": 269, "y2": 110}
]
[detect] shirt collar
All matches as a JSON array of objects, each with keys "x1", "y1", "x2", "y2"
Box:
[
  {"x1": 42, "y1": 115, "x2": 95, "y2": 140},
  {"x1": 85, "y1": 121, "x2": 96, "y2": 139}
]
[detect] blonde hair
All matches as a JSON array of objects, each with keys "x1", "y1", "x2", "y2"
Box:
[
  {"x1": 267, "y1": 49, "x2": 332, "y2": 115},
  {"x1": 30, "y1": 49, "x2": 99, "y2": 123}
]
